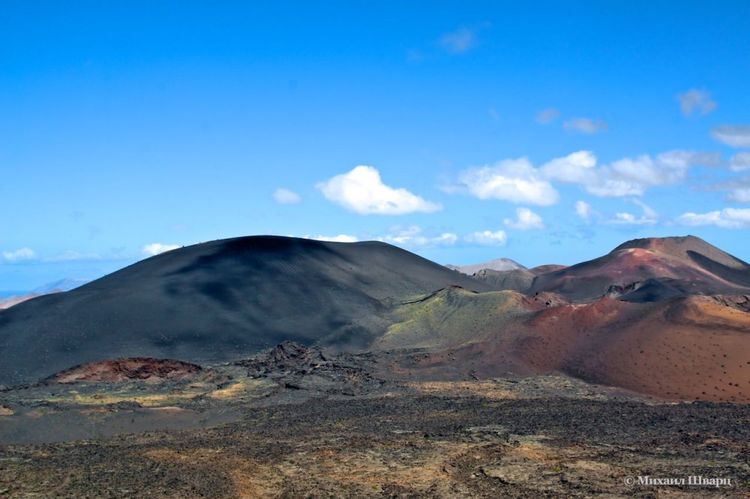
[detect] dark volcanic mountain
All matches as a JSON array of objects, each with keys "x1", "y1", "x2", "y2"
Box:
[
  {"x1": 0, "y1": 236, "x2": 492, "y2": 386},
  {"x1": 529, "y1": 264, "x2": 567, "y2": 275}
]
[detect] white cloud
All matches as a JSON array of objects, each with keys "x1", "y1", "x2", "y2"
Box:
[
  {"x1": 612, "y1": 212, "x2": 638, "y2": 224},
  {"x1": 535, "y1": 108, "x2": 560, "y2": 124},
  {"x1": 451, "y1": 149, "x2": 718, "y2": 209},
  {"x1": 704, "y1": 177, "x2": 750, "y2": 203},
  {"x1": 609, "y1": 202, "x2": 657, "y2": 226},
  {"x1": 273, "y1": 188, "x2": 301, "y2": 204},
  {"x1": 575, "y1": 200, "x2": 592, "y2": 220},
  {"x1": 677, "y1": 208, "x2": 750, "y2": 229},
  {"x1": 438, "y1": 27, "x2": 476, "y2": 54},
  {"x1": 1, "y1": 247, "x2": 36, "y2": 263},
  {"x1": 609, "y1": 154, "x2": 682, "y2": 186},
  {"x1": 541, "y1": 151, "x2": 597, "y2": 184},
  {"x1": 455, "y1": 149, "x2": 713, "y2": 204},
  {"x1": 456, "y1": 158, "x2": 559, "y2": 206},
  {"x1": 563, "y1": 118, "x2": 608, "y2": 134},
  {"x1": 142, "y1": 243, "x2": 180, "y2": 256},
  {"x1": 677, "y1": 89, "x2": 717, "y2": 116},
  {"x1": 658, "y1": 150, "x2": 721, "y2": 168},
  {"x1": 608, "y1": 199, "x2": 658, "y2": 226},
  {"x1": 378, "y1": 226, "x2": 457, "y2": 247},
  {"x1": 634, "y1": 199, "x2": 658, "y2": 219},
  {"x1": 504, "y1": 207, "x2": 544, "y2": 230},
  {"x1": 730, "y1": 152, "x2": 750, "y2": 172},
  {"x1": 542, "y1": 150, "x2": 716, "y2": 197},
  {"x1": 464, "y1": 230, "x2": 507, "y2": 246},
  {"x1": 728, "y1": 188, "x2": 750, "y2": 203},
  {"x1": 302, "y1": 234, "x2": 359, "y2": 243},
  {"x1": 711, "y1": 126, "x2": 750, "y2": 148},
  {"x1": 317, "y1": 165, "x2": 441, "y2": 215}
]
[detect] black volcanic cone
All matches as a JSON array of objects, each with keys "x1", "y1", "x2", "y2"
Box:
[{"x1": 0, "y1": 236, "x2": 492, "y2": 386}]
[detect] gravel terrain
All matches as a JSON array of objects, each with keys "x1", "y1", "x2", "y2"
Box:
[{"x1": 1, "y1": 344, "x2": 747, "y2": 498}]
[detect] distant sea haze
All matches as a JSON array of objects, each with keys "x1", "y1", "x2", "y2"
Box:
[{"x1": 0, "y1": 279, "x2": 89, "y2": 298}]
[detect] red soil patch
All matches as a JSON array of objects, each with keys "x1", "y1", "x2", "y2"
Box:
[{"x1": 49, "y1": 358, "x2": 202, "y2": 384}]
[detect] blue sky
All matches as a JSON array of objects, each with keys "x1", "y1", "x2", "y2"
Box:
[{"x1": 2, "y1": 1, "x2": 750, "y2": 291}]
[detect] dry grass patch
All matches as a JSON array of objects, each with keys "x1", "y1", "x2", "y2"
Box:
[{"x1": 407, "y1": 381, "x2": 517, "y2": 400}]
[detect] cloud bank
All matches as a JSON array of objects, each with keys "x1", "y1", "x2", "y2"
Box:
[
  {"x1": 378, "y1": 226, "x2": 457, "y2": 247},
  {"x1": 1, "y1": 247, "x2": 36, "y2": 263},
  {"x1": 542, "y1": 150, "x2": 717, "y2": 197},
  {"x1": 677, "y1": 208, "x2": 750, "y2": 229},
  {"x1": 454, "y1": 150, "x2": 717, "y2": 204}
]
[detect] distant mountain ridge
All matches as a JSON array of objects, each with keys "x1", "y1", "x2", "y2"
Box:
[
  {"x1": 1, "y1": 234, "x2": 748, "y2": 402},
  {"x1": 0, "y1": 278, "x2": 89, "y2": 310},
  {"x1": 447, "y1": 257, "x2": 526, "y2": 275},
  {"x1": 33, "y1": 278, "x2": 89, "y2": 294}
]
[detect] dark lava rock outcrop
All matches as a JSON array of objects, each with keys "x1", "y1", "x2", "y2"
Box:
[{"x1": 237, "y1": 341, "x2": 384, "y2": 395}]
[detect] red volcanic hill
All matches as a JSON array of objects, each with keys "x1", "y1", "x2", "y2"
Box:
[
  {"x1": 529, "y1": 235, "x2": 750, "y2": 302},
  {"x1": 393, "y1": 290, "x2": 750, "y2": 403},
  {"x1": 380, "y1": 236, "x2": 750, "y2": 402}
]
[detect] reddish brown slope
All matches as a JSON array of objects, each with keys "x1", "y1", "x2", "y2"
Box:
[
  {"x1": 530, "y1": 235, "x2": 750, "y2": 302},
  {"x1": 529, "y1": 264, "x2": 567, "y2": 275},
  {"x1": 466, "y1": 295, "x2": 750, "y2": 402}
]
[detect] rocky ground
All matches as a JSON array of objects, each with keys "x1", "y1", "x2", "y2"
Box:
[{"x1": 0, "y1": 343, "x2": 748, "y2": 498}]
